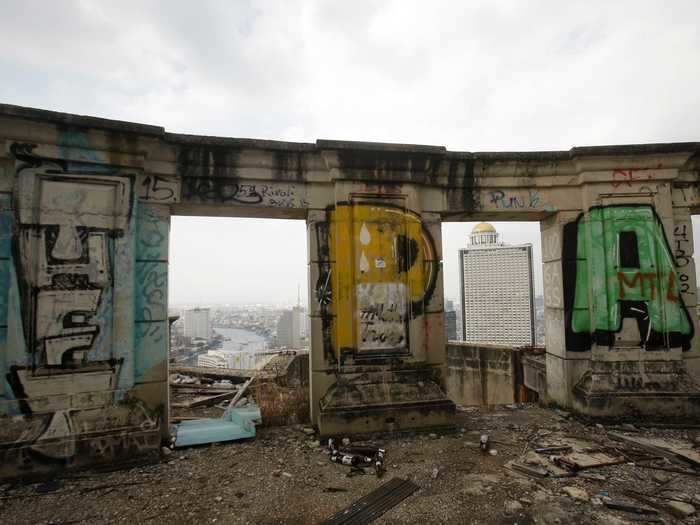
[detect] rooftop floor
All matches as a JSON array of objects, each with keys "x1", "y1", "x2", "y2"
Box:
[{"x1": 1, "y1": 406, "x2": 699, "y2": 524}]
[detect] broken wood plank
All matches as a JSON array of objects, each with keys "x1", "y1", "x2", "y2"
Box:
[
  {"x1": 228, "y1": 376, "x2": 255, "y2": 408},
  {"x1": 534, "y1": 445, "x2": 572, "y2": 455},
  {"x1": 603, "y1": 500, "x2": 659, "y2": 515},
  {"x1": 555, "y1": 451, "x2": 626, "y2": 471},
  {"x1": 509, "y1": 462, "x2": 549, "y2": 478},
  {"x1": 636, "y1": 464, "x2": 700, "y2": 477},
  {"x1": 624, "y1": 491, "x2": 669, "y2": 516},
  {"x1": 626, "y1": 489, "x2": 696, "y2": 505},
  {"x1": 170, "y1": 383, "x2": 236, "y2": 393},
  {"x1": 186, "y1": 390, "x2": 240, "y2": 409},
  {"x1": 608, "y1": 432, "x2": 700, "y2": 469}
]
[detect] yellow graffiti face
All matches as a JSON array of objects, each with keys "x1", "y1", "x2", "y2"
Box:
[{"x1": 329, "y1": 203, "x2": 436, "y2": 357}]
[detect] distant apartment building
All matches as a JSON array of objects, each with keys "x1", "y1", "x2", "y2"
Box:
[
  {"x1": 460, "y1": 223, "x2": 535, "y2": 346},
  {"x1": 444, "y1": 300, "x2": 458, "y2": 341},
  {"x1": 197, "y1": 349, "x2": 227, "y2": 368},
  {"x1": 184, "y1": 307, "x2": 211, "y2": 340},
  {"x1": 277, "y1": 306, "x2": 303, "y2": 348}
]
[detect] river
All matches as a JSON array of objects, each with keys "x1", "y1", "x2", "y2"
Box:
[{"x1": 213, "y1": 327, "x2": 267, "y2": 354}]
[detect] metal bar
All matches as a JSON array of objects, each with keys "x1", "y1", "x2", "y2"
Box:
[
  {"x1": 321, "y1": 478, "x2": 414, "y2": 525},
  {"x1": 351, "y1": 479, "x2": 418, "y2": 524}
]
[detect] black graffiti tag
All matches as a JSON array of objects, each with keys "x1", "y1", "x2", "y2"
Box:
[
  {"x1": 141, "y1": 176, "x2": 176, "y2": 201},
  {"x1": 673, "y1": 224, "x2": 694, "y2": 295},
  {"x1": 183, "y1": 178, "x2": 263, "y2": 204}
]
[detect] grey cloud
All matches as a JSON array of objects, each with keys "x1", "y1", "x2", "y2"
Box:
[{"x1": 1, "y1": 1, "x2": 699, "y2": 303}]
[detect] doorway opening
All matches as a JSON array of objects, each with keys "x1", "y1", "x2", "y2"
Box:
[
  {"x1": 168, "y1": 216, "x2": 311, "y2": 426},
  {"x1": 441, "y1": 220, "x2": 544, "y2": 406}
]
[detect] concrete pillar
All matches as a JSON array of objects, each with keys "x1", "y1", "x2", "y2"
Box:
[
  {"x1": 307, "y1": 192, "x2": 454, "y2": 435},
  {"x1": 540, "y1": 211, "x2": 591, "y2": 406},
  {"x1": 542, "y1": 171, "x2": 700, "y2": 417}
]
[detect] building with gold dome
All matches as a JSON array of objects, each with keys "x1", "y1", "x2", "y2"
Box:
[
  {"x1": 469, "y1": 222, "x2": 499, "y2": 245},
  {"x1": 459, "y1": 223, "x2": 535, "y2": 346}
]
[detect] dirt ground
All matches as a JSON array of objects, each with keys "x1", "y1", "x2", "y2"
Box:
[{"x1": 1, "y1": 405, "x2": 699, "y2": 524}]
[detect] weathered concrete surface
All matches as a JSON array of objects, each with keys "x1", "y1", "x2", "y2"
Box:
[
  {"x1": 3, "y1": 407, "x2": 698, "y2": 525},
  {"x1": 446, "y1": 343, "x2": 517, "y2": 406},
  {"x1": 1, "y1": 103, "x2": 700, "y2": 478}
]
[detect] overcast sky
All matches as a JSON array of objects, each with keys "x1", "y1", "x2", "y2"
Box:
[{"x1": 2, "y1": 1, "x2": 699, "y2": 305}]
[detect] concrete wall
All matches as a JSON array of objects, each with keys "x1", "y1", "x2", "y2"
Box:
[
  {"x1": 446, "y1": 343, "x2": 516, "y2": 406},
  {"x1": 1, "y1": 103, "x2": 699, "y2": 477}
]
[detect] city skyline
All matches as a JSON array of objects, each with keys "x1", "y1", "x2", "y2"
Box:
[
  {"x1": 168, "y1": 217, "x2": 547, "y2": 305},
  {"x1": 169, "y1": 216, "x2": 700, "y2": 305}
]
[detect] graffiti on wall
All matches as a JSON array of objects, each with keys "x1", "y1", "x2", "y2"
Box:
[
  {"x1": 562, "y1": 204, "x2": 693, "y2": 352},
  {"x1": 0, "y1": 143, "x2": 165, "y2": 476},
  {"x1": 182, "y1": 178, "x2": 309, "y2": 208},
  {"x1": 484, "y1": 189, "x2": 556, "y2": 212},
  {"x1": 315, "y1": 202, "x2": 438, "y2": 361}
]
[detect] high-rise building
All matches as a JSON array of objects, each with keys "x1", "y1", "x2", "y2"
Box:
[
  {"x1": 444, "y1": 300, "x2": 457, "y2": 341},
  {"x1": 277, "y1": 306, "x2": 303, "y2": 348},
  {"x1": 460, "y1": 223, "x2": 535, "y2": 346},
  {"x1": 183, "y1": 307, "x2": 211, "y2": 340}
]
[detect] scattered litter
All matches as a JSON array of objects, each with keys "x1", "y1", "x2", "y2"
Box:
[
  {"x1": 562, "y1": 486, "x2": 588, "y2": 501},
  {"x1": 282, "y1": 472, "x2": 293, "y2": 478},
  {"x1": 480, "y1": 434, "x2": 489, "y2": 452},
  {"x1": 431, "y1": 467, "x2": 439, "y2": 479},
  {"x1": 327, "y1": 439, "x2": 386, "y2": 478},
  {"x1": 489, "y1": 449, "x2": 498, "y2": 456}
]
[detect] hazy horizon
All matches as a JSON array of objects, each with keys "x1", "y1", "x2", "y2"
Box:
[{"x1": 169, "y1": 215, "x2": 700, "y2": 306}]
